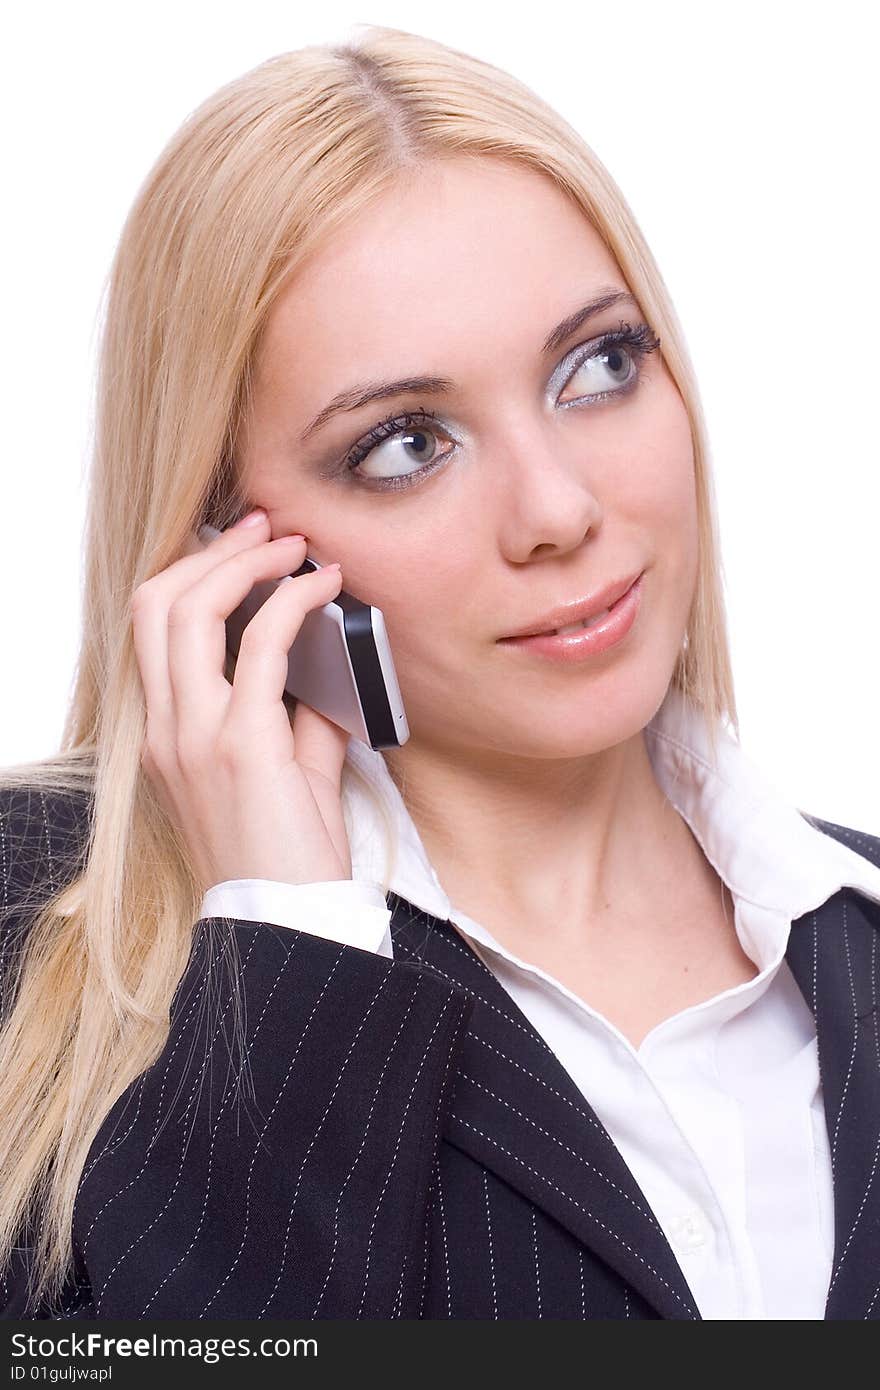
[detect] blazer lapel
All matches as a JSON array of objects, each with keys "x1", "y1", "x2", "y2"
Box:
[
  {"x1": 784, "y1": 885, "x2": 880, "y2": 1320},
  {"x1": 389, "y1": 895, "x2": 701, "y2": 1320}
]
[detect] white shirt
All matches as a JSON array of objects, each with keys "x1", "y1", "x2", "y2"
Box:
[{"x1": 199, "y1": 683, "x2": 880, "y2": 1320}]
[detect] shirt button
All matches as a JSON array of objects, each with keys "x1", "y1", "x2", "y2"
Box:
[{"x1": 668, "y1": 1210, "x2": 710, "y2": 1252}]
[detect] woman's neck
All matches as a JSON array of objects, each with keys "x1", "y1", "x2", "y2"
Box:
[
  {"x1": 382, "y1": 728, "x2": 696, "y2": 946},
  {"x1": 382, "y1": 731, "x2": 753, "y2": 1047}
]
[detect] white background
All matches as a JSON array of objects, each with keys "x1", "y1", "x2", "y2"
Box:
[{"x1": 2, "y1": 0, "x2": 877, "y2": 828}]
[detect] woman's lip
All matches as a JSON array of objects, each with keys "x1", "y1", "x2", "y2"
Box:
[
  {"x1": 497, "y1": 572, "x2": 644, "y2": 662},
  {"x1": 499, "y1": 570, "x2": 643, "y2": 640}
]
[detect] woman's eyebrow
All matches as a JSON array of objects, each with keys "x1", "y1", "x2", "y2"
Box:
[{"x1": 298, "y1": 286, "x2": 639, "y2": 443}]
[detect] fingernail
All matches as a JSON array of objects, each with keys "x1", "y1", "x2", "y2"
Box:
[{"x1": 234, "y1": 507, "x2": 267, "y2": 528}]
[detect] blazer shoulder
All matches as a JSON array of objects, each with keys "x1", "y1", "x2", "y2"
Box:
[
  {"x1": 0, "y1": 778, "x2": 93, "y2": 876},
  {"x1": 0, "y1": 780, "x2": 93, "y2": 963},
  {"x1": 798, "y1": 808, "x2": 880, "y2": 871}
]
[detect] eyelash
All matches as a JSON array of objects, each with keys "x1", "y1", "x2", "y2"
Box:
[{"x1": 340, "y1": 319, "x2": 662, "y2": 492}]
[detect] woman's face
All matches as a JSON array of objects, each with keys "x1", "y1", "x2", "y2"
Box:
[{"x1": 238, "y1": 156, "x2": 699, "y2": 761}]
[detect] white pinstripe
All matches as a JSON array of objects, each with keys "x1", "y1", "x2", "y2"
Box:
[
  {"x1": 482, "y1": 1169, "x2": 498, "y2": 1319},
  {"x1": 392, "y1": 936, "x2": 556, "y2": 1059},
  {"x1": 256, "y1": 966, "x2": 393, "y2": 1316},
  {"x1": 469, "y1": 1032, "x2": 642, "y2": 1158},
  {"x1": 84, "y1": 927, "x2": 263, "y2": 1250},
  {"x1": 449, "y1": 1114, "x2": 693, "y2": 1313},
  {"x1": 312, "y1": 978, "x2": 421, "y2": 1317},
  {"x1": 434, "y1": 1153, "x2": 452, "y2": 1317},
  {"x1": 830, "y1": 904, "x2": 856, "y2": 1171},
  {"x1": 142, "y1": 930, "x2": 310, "y2": 1315},
  {"x1": 92, "y1": 929, "x2": 294, "y2": 1313},
  {"x1": 79, "y1": 923, "x2": 247, "y2": 1192},
  {"x1": 531, "y1": 1208, "x2": 542, "y2": 1318},
  {"x1": 419, "y1": 1195, "x2": 432, "y2": 1317},
  {"x1": 456, "y1": 1069, "x2": 659, "y2": 1221},
  {"x1": 354, "y1": 990, "x2": 457, "y2": 1318},
  {"x1": 38, "y1": 791, "x2": 57, "y2": 890}
]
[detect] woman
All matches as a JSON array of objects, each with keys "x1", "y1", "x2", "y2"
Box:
[{"x1": 1, "y1": 25, "x2": 879, "y2": 1323}]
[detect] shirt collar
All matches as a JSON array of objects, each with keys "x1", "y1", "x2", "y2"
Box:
[{"x1": 342, "y1": 682, "x2": 880, "y2": 936}]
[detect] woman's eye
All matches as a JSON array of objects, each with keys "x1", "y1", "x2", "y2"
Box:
[
  {"x1": 340, "y1": 324, "x2": 658, "y2": 489},
  {"x1": 559, "y1": 341, "x2": 639, "y2": 403},
  {"x1": 347, "y1": 419, "x2": 455, "y2": 483}
]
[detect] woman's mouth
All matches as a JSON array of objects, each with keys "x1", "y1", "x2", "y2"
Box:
[{"x1": 497, "y1": 572, "x2": 644, "y2": 663}]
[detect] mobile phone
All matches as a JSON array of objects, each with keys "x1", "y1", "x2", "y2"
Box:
[{"x1": 196, "y1": 524, "x2": 410, "y2": 749}]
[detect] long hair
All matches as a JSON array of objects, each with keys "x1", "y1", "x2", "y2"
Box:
[{"x1": 0, "y1": 22, "x2": 737, "y2": 1308}]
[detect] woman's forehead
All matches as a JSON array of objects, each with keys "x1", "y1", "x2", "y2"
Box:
[{"x1": 256, "y1": 164, "x2": 623, "y2": 382}]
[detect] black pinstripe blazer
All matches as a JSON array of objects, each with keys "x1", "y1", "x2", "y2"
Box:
[{"x1": 1, "y1": 784, "x2": 879, "y2": 1321}]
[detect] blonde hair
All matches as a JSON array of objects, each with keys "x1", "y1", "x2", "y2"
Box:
[{"x1": 0, "y1": 22, "x2": 737, "y2": 1310}]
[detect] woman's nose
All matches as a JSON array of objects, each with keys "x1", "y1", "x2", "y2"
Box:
[{"x1": 490, "y1": 426, "x2": 605, "y2": 558}]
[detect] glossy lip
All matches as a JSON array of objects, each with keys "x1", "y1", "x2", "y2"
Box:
[
  {"x1": 497, "y1": 572, "x2": 644, "y2": 662},
  {"x1": 498, "y1": 569, "x2": 645, "y2": 639}
]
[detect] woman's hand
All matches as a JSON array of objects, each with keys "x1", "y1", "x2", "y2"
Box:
[{"x1": 131, "y1": 509, "x2": 354, "y2": 891}]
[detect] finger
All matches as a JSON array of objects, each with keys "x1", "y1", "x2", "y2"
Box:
[
  {"x1": 167, "y1": 535, "x2": 313, "y2": 738},
  {"x1": 133, "y1": 588, "x2": 191, "y2": 749},
  {"x1": 171, "y1": 510, "x2": 272, "y2": 584},
  {"x1": 227, "y1": 563, "x2": 345, "y2": 746},
  {"x1": 132, "y1": 513, "x2": 272, "y2": 734}
]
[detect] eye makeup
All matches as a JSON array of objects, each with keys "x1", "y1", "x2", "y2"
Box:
[
  {"x1": 316, "y1": 319, "x2": 661, "y2": 493},
  {"x1": 546, "y1": 320, "x2": 660, "y2": 402}
]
